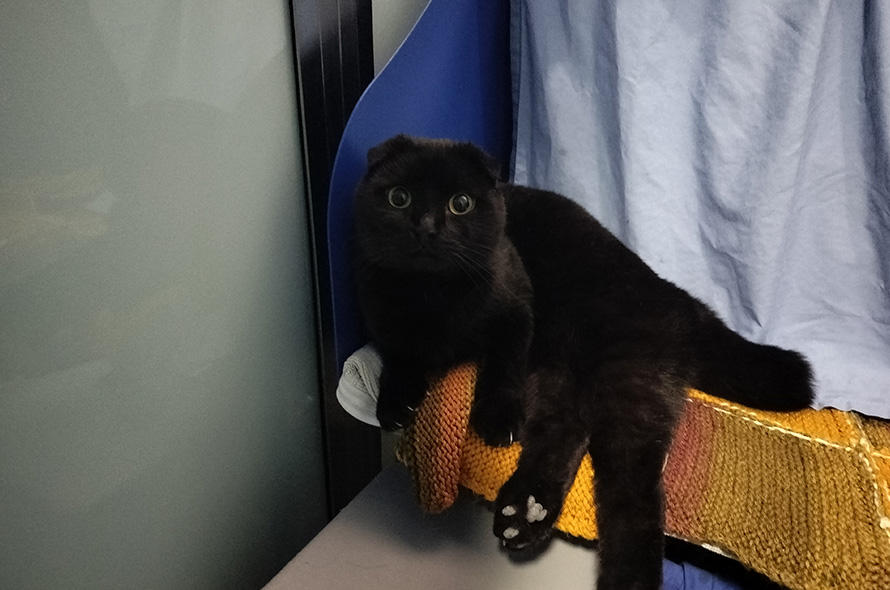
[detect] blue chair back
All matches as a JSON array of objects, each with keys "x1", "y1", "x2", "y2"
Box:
[{"x1": 326, "y1": 0, "x2": 513, "y2": 370}]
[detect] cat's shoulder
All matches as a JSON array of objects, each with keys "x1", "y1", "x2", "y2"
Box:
[
  {"x1": 501, "y1": 183, "x2": 589, "y2": 214},
  {"x1": 501, "y1": 183, "x2": 568, "y2": 204},
  {"x1": 500, "y1": 183, "x2": 606, "y2": 236}
]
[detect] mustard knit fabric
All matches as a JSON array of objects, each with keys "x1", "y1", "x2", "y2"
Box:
[{"x1": 397, "y1": 365, "x2": 890, "y2": 590}]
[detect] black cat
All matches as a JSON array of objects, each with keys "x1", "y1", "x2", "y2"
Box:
[{"x1": 352, "y1": 134, "x2": 813, "y2": 590}]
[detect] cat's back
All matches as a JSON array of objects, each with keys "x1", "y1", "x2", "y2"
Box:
[
  {"x1": 502, "y1": 184, "x2": 642, "y2": 285},
  {"x1": 502, "y1": 184, "x2": 706, "y2": 356}
]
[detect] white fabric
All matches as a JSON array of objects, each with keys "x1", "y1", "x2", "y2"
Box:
[{"x1": 337, "y1": 344, "x2": 383, "y2": 426}]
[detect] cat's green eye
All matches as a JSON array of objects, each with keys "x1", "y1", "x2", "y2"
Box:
[
  {"x1": 387, "y1": 187, "x2": 411, "y2": 209},
  {"x1": 448, "y1": 193, "x2": 475, "y2": 215}
]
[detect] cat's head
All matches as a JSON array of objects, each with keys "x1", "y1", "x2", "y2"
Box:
[{"x1": 353, "y1": 135, "x2": 505, "y2": 275}]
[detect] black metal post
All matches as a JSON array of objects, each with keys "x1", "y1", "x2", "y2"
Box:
[{"x1": 289, "y1": 0, "x2": 381, "y2": 518}]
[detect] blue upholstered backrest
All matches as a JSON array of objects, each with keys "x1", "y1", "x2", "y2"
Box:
[{"x1": 326, "y1": 0, "x2": 513, "y2": 370}]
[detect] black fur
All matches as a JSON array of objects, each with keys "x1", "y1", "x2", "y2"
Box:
[{"x1": 353, "y1": 135, "x2": 814, "y2": 590}]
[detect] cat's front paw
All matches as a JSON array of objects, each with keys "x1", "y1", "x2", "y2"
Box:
[
  {"x1": 470, "y1": 388, "x2": 523, "y2": 447},
  {"x1": 376, "y1": 365, "x2": 427, "y2": 430},
  {"x1": 376, "y1": 397, "x2": 419, "y2": 431},
  {"x1": 493, "y1": 478, "x2": 560, "y2": 554}
]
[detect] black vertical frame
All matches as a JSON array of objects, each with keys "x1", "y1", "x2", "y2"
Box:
[{"x1": 289, "y1": 0, "x2": 381, "y2": 517}]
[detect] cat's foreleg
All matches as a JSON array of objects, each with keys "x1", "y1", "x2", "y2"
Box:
[
  {"x1": 470, "y1": 307, "x2": 533, "y2": 446},
  {"x1": 376, "y1": 356, "x2": 429, "y2": 430},
  {"x1": 493, "y1": 392, "x2": 589, "y2": 555}
]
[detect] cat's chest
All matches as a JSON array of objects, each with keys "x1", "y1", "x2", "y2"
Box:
[
  {"x1": 387, "y1": 282, "x2": 475, "y2": 329},
  {"x1": 364, "y1": 274, "x2": 487, "y2": 348}
]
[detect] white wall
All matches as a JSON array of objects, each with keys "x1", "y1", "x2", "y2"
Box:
[
  {"x1": 0, "y1": 1, "x2": 326, "y2": 588},
  {"x1": 372, "y1": 0, "x2": 430, "y2": 74}
]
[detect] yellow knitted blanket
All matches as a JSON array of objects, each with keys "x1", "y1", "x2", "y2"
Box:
[{"x1": 397, "y1": 364, "x2": 890, "y2": 590}]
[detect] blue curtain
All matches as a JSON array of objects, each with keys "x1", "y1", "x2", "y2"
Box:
[{"x1": 512, "y1": 0, "x2": 890, "y2": 418}]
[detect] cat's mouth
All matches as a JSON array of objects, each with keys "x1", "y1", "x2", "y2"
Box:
[
  {"x1": 410, "y1": 245, "x2": 436, "y2": 256},
  {"x1": 406, "y1": 240, "x2": 440, "y2": 258},
  {"x1": 408, "y1": 250, "x2": 443, "y2": 267},
  {"x1": 400, "y1": 243, "x2": 459, "y2": 271}
]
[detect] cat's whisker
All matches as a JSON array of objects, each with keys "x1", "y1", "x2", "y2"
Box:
[
  {"x1": 450, "y1": 251, "x2": 489, "y2": 293},
  {"x1": 456, "y1": 247, "x2": 526, "y2": 303}
]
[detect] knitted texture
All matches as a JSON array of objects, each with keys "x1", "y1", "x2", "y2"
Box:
[
  {"x1": 399, "y1": 365, "x2": 890, "y2": 590},
  {"x1": 397, "y1": 364, "x2": 476, "y2": 513}
]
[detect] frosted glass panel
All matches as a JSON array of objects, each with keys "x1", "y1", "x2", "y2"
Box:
[{"x1": 0, "y1": 2, "x2": 326, "y2": 588}]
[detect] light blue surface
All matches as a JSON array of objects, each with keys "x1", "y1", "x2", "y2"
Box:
[{"x1": 512, "y1": 0, "x2": 890, "y2": 418}]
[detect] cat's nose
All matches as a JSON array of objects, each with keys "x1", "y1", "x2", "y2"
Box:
[{"x1": 412, "y1": 214, "x2": 438, "y2": 243}]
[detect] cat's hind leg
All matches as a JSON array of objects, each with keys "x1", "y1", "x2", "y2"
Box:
[{"x1": 587, "y1": 367, "x2": 685, "y2": 590}]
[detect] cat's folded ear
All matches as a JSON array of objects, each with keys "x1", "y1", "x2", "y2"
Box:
[
  {"x1": 367, "y1": 134, "x2": 414, "y2": 171},
  {"x1": 457, "y1": 142, "x2": 503, "y2": 183},
  {"x1": 366, "y1": 134, "x2": 503, "y2": 182}
]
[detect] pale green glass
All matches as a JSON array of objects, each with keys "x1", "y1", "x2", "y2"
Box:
[{"x1": 0, "y1": 2, "x2": 326, "y2": 588}]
